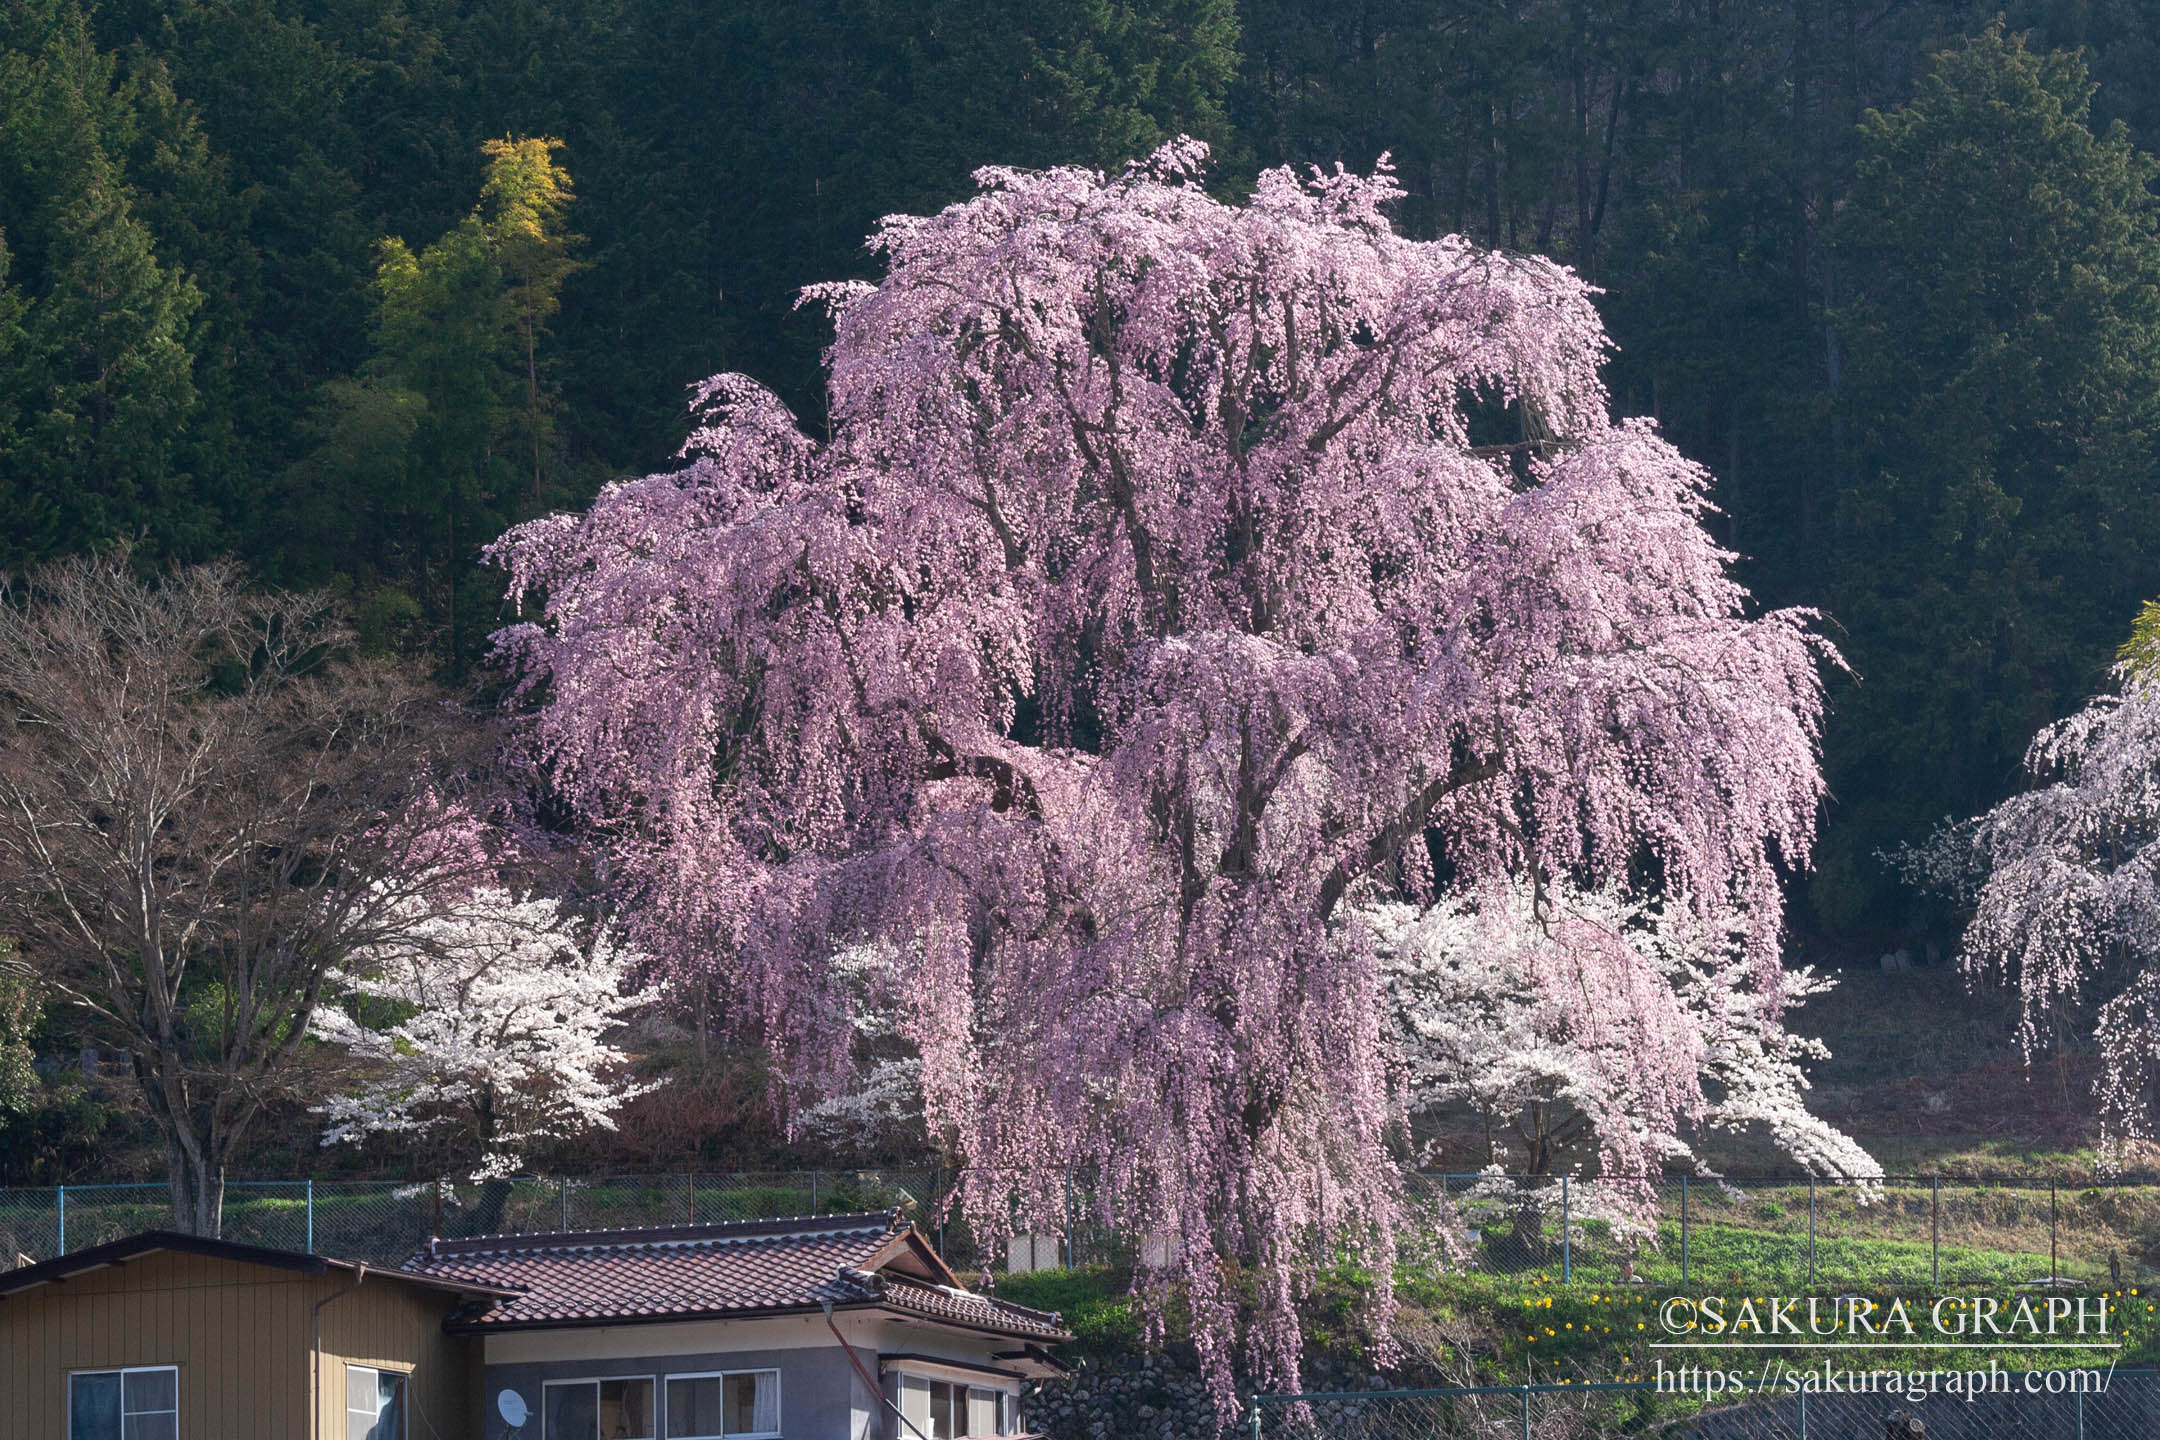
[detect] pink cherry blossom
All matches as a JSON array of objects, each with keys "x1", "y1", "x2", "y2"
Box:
[{"x1": 489, "y1": 142, "x2": 1831, "y2": 1406}]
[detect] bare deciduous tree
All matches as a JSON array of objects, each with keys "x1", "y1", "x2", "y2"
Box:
[{"x1": 0, "y1": 554, "x2": 490, "y2": 1234}]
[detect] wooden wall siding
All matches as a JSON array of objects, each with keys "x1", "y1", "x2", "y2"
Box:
[
  {"x1": 316, "y1": 1271, "x2": 474, "y2": 1440},
  {"x1": 0, "y1": 1250, "x2": 476, "y2": 1440},
  {"x1": 0, "y1": 1250, "x2": 311, "y2": 1439}
]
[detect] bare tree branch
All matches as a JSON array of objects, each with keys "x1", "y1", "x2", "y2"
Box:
[{"x1": 0, "y1": 553, "x2": 494, "y2": 1233}]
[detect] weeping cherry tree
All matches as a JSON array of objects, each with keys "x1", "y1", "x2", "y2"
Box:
[{"x1": 489, "y1": 142, "x2": 1832, "y2": 1401}]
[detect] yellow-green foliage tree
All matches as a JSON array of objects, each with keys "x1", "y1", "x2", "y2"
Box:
[
  {"x1": 290, "y1": 137, "x2": 581, "y2": 671},
  {"x1": 483, "y1": 138, "x2": 584, "y2": 505}
]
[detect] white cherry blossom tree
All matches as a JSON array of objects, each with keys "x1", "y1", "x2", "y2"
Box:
[
  {"x1": 310, "y1": 888, "x2": 656, "y2": 1179},
  {"x1": 1906, "y1": 667, "x2": 2160, "y2": 1157},
  {"x1": 1372, "y1": 882, "x2": 1877, "y2": 1229},
  {"x1": 795, "y1": 940, "x2": 929, "y2": 1158}
]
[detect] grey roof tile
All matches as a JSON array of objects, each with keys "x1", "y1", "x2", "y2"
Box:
[{"x1": 398, "y1": 1209, "x2": 1068, "y2": 1342}]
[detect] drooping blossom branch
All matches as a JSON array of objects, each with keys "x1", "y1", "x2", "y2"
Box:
[{"x1": 1904, "y1": 668, "x2": 2160, "y2": 1157}]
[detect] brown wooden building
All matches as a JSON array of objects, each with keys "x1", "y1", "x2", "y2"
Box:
[
  {"x1": 0, "y1": 1230, "x2": 514, "y2": 1440},
  {"x1": 1, "y1": 1213, "x2": 1070, "y2": 1438}
]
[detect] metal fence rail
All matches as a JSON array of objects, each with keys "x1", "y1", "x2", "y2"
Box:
[
  {"x1": 1402, "y1": 1172, "x2": 2150, "y2": 1291},
  {"x1": 0, "y1": 1169, "x2": 946, "y2": 1266},
  {"x1": 4, "y1": 1170, "x2": 2159, "y2": 1285},
  {"x1": 1251, "y1": 1371, "x2": 2160, "y2": 1439}
]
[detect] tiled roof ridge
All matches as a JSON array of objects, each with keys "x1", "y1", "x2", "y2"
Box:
[
  {"x1": 411, "y1": 1207, "x2": 907, "y2": 1262},
  {"x1": 880, "y1": 1271, "x2": 1066, "y2": 1319},
  {"x1": 847, "y1": 1267, "x2": 1072, "y2": 1339}
]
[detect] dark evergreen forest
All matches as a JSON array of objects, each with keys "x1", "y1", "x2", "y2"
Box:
[{"x1": 5, "y1": 0, "x2": 2159, "y2": 936}]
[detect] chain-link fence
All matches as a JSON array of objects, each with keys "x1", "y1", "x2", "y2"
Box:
[
  {"x1": 0, "y1": 1169, "x2": 947, "y2": 1267},
  {"x1": 5, "y1": 1169, "x2": 2160, "y2": 1287},
  {"x1": 1402, "y1": 1173, "x2": 2154, "y2": 1291},
  {"x1": 1251, "y1": 1371, "x2": 2160, "y2": 1439}
]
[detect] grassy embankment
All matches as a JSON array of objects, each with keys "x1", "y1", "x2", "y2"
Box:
[{"x1": 996, "y1": 1213, "x2": 2160, "y2": 1388}]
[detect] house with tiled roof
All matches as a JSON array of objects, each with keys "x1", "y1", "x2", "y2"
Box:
[
  {"x1": 400, "y1": 1209, "x2": 1070, "y2": 1440},
  {"x1": 0, "y1": 1212, "x2": 1066, "y2": 1440},
  {"x1": 0, "y1": 1229, "x2": 516, "y2": 1440}
]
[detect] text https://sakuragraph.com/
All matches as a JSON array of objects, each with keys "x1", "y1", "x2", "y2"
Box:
[{"x1": 1650, "y1": 1291, "x2": 2121, "y2": 1403}]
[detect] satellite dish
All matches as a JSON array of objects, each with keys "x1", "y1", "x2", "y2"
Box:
[{"x1": 497, "y1": 1391, "x2": 530, "y2": 1429}]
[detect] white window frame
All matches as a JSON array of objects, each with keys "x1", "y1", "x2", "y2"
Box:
[
  {"x1": 661, "y1": 1368, "x2": 782, "y2": 1440},
  {"x1": 67, "y1": 1364, "x2": 180, "y2": 1440},
  {"x1": 541, "y1": 1374, "x2": 658, "y2": 1440},
  {"x1": 885, "y1": 1366, "x2": 1019, "y2": 1439},
  {"x1": 929, "y1": 1378, "x2": 962, "y2": 1438},
  {"x1": 344, "y1": 1363, "x2": 409, "y2": 1440},
  {"x1": 964, "y1": 1385, "x2": 1003, "y2": 1437}
]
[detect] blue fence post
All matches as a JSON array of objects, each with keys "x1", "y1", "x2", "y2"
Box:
[
  {"x1": 1561, "y1": 1176, "x2": 1571, "y2": 1283},
  {"x1": 1807, "y1": 1176, "x2": 1816, "y2": 1285},
  {"x1": 1679, "y1": 1175, "x2": 1688, "y2": 1286},
  {"x1": 57, "y1": 1184, "x2": 65, "y2": 1256},
  {"x1": 1248, "y1": 1396, "x2": 1261, "y2": 1440},
  {"x1": 306, "y1": 1179, "x2": 314, "y2": 1253},
  {"x1": 1518, "y1": 1384, "x2": 1530, "y2": 1440},
  {"x1": 1931, "y1": 1176, "x2": 1940, "y2": 1289}
]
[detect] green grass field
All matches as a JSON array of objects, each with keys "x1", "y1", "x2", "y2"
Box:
[{"x1": 997, "y1": 1212, "x2": 2157, "y2": 1390}]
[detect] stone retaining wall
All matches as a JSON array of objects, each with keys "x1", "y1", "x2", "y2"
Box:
[{"x1": 1023, "y1": 1348, "x2": 1395, "y2": 1439}]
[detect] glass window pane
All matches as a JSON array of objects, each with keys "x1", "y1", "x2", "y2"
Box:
[
  {"x1": 900, "y1": 1376, "x2": 930, "y2": 1431},
  {"x1": 123, "y1": 1370, "x2": 177, "y2": 1415},
  {"x1": 378, "y1": 1372, "x2": 405, "y2": 1440},
  {"x1": 750, "y1": 1373, "x2": 777, "y2": 1435},
  {"x1": 666, "y1": 1377, "x2": 720, "y2": 1437},
  {"x1": 349, "y1": 1365, "x2": 386, "y2": 1440},
  {"x1": 599, "y1": 1378, "x2": 653, "y2": 1439},
  {"x1": 71, "y1": 1374, "x2": 122, "y2": 1440},
  {"x1": 546, "y1": 1383, "x2": 599, "y2": 1440},
  {"x1": 930, "y1": 1381, "x2": 955, "y2": 1439},
  {"x1": 123, "y1": 1417, "x2": 178, "y2": 1440},
  {"x1": 967, "y1": 1389, "x2": 998, "y2": 1436},
  {"x1": 723, "y1": 1374, "x2": 757, "y2": 1434}
]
